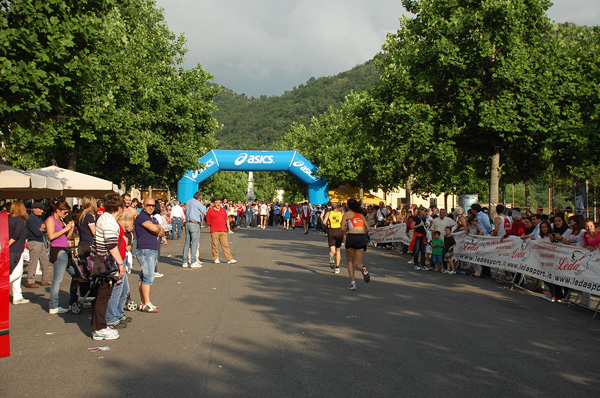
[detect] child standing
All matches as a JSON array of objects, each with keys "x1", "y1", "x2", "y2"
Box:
[
  {"x1": 430, "y1": 231, "x2": 444, "y2": 272},
  {"x1": 443, "y1": 226, "x2": 457, "y2": 274},
  {"x1": 466, "y1": 216, "x2": 484, "y2": 236}
]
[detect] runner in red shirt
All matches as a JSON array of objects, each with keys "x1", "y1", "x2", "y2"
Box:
[{"x1": 289, "y1": 204, "x2": 297, "y2": 230}]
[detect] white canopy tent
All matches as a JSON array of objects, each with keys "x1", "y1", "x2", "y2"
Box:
[
  {"x1": 27, "y1": 166, "x2": 119, "y2": 198},
  {"x1": 0, "y1": 164, "x2": 63, "y2": 199}
]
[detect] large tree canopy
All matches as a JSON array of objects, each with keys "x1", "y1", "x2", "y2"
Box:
[{"x1": 0, "y1": 0, "x2": 219, "y2": 189}]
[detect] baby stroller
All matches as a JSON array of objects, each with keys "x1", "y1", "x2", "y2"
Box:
[
  {"x1": 69, "y1": 252, "x2": 99, "y2": 315},
  {"x1": 70, "y1": 252, "x2": 139, "y2": 314}
]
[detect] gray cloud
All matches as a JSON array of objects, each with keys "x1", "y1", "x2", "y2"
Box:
[{"x1": 155, "y1": 0, "x2": 599, "y2": 97}]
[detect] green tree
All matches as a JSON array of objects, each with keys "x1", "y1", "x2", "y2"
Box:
[
  {"x1": 372, "y1": 0, "x2": 554, "y2": 206},
  {"x1": 1, "y1": 0, "x2": 220, "y2": 190}
]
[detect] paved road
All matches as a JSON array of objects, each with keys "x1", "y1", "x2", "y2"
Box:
[{"x1": 1, "y1": 226, "x2": 600, "y2": 397}]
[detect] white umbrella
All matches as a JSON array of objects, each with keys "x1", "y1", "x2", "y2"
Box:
[
  {"x1": 0, "y1": 164, "x2": 63, "y2": 199},
  {"x1": 28, "y1": 165, "x2": 118, "y2": 198}
]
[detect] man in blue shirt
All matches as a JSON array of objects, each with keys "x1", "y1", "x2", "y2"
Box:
[
  {"x1": 273, "y1": 203, "x2": 281, "y2": 226},
  {"x1": 183, "y1": 191, "x2": 207, "y2": 268},
  {"x1": 471, "y1": 203, "x2": 493, "y2": 236}
]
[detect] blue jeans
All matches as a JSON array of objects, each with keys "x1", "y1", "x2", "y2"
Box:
[
  {"x1": 245, "y1": 211, "x2": 252, "y2": 227},
  {"x1": 49, "y1": 250, "x2": 79, "y2": 309},
  {"x1": 137, "y1": 249, "x2": 158, "y2": 285},
  {"x1": 413, "y1": 237, "x2": 426, "y2": 267},
  {"x1": 171, "y1": 218, "x2": 182, "y2": 239},
  {"x1": 106, "y1": 272, "x2": 129, "y2": 324},
  {"x1": 183, "y1": 223, "x2": 201, "y2": 264}
]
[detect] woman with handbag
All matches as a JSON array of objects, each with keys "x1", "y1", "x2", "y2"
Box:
[
  {"x1": 91, "y1": 192, "x2": 126, "y2": 340},
  {"x1": 47, "y1": 200, "x2": 78, "y2": 314}
]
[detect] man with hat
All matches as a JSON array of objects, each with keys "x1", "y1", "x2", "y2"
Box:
[{"x1": 25, "y1": 202, "x2": 51, "y2": 288}]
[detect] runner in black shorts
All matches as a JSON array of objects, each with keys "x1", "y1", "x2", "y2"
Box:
[
  {"x1": 341, "y1": 198, "x2": 371, "y2": 291},
  {"x1": 323, "y1": 203, "x2": 344, "y2": 273}
]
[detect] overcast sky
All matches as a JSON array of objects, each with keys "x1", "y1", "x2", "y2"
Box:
[{"x1": 154, "y1": 0, "x2": 599, "y2": 97}]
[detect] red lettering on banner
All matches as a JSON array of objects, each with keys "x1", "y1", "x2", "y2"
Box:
[
  {"x1": 462, "y1": 242, "x2": 480, "y2": 252},
  {"x1": 557, "y1": 257, "x2": 581, "y2": 272},
  {"x1": 512, "y1": 248, "x2": 526, "y2": 259}
]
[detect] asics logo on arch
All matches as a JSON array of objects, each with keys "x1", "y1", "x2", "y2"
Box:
[
  {"x1": 234, "y1": 153, "x2": 274, "y2": 166},
  {"x1": 293, "y1": 160, "x2": 316, "y2": 180}
]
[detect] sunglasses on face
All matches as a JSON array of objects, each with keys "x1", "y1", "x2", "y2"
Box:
[{"x1": 146, "y1": 204, "x2": 155, "y2": 207}]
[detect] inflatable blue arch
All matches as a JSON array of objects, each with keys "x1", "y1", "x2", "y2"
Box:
[{"x1": 177, "y1": 150, "x2": 329, "y2": 204}]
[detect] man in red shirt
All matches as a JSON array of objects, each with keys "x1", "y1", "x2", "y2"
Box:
[
  {"x1": 205, "y1": 197, "x2": 237, "y2": 264},
  {"x1": 289, "y1": 204, "x2": 297, "y2": 230}
]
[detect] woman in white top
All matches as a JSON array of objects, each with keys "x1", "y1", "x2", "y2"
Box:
[{"x1": 259, "y1": 202, "x2": 269, "y2": 229}]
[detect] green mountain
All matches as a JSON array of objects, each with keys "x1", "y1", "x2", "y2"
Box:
[{"x1": 212, "y1": 60, "x2": 380, "y2": 150}]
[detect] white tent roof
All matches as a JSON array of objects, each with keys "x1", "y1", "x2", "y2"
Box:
[
  {"x1": 0, "y1": 164, "x2": 63, "y2": 199},
  {"x1": 28, "y1": 165, "x2": 118, "y2": 198}
]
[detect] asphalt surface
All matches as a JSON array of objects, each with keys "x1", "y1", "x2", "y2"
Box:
[{"x1": 1, "y1": 226, "x2": 600, "y2": 398}]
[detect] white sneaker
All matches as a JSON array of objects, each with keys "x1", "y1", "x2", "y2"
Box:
[
  {"x1": 191, "y1": 261, "x2": 203, "y2": 268},
  {"x1": 214, "y1": 258, "x2": 221, "y2": 264},
  {"x1": 334, "y1": 268, "x2": 340, "y2": 274},
  {"x1": 154, "y1": 272, "x2": 164, "y2": 278},
  {"x1": 182, "y1": 262, "x2": 190, "y2": 268},
  {"x1": 407, "y1": 260, "x2": 414, "y2": 264},
  {"x1": 92, "y1": 327, "x2": 120, "y2": 340},
  {"x1": 227, "y1": 259, "x2": 237, "y2": 264},
  {"x1": 228, "y1": 231, "x2": 234, "y2": 234},
  {"x1": 49, "y1": 307, "x2": 69, "y2": 314},
  {"x1": 414, "y1": 265, "x2": 421, "y2": 270},
  {"x1": 13, "y1": 298, "x2": 30, "y2": 305}
]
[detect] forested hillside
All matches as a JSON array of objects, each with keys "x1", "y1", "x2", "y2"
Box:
[{"x1": 213, "y1": 60, "x2": 380, "y2": 150}]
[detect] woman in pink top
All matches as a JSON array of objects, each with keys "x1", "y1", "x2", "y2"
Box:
[
  {"x1": 583, "y1": 218, "x2": 600, "y2": 251},
  {"x1": 576, "y1": 218, "x2": 599, "y2": 307},
  {"x1": 47, "y1": 200, "x2": 77, "y2": 314}
]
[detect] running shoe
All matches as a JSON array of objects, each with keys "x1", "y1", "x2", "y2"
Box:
[
  {"x1": 407, "y1": 259, "x2": 414, "y2": 264},
  {"x1": 362, "y1": 266, "x2": 370, "y2": 283},
  {"x1": 329, "y1": 256, "x2": 335, "y2": 269},
  {"x1": 227, "y1": 259, "x2": 238, "y2": 264},
  {"x1": 414, "y1": 265, "x2": 421, "y2": 270},
  {"x1": 154, "y1": 272, "x2": 164, "y2": 278},
  {"x1": 558, "y1": 299, "x2": 570, "y2": 304},
  {"x1": 191, "y1": 261, "x2": 203, "y2": 268},
  {"x1": 347, "y1": 283, "x2": 357, "y2": 291},
  {"x1": 335, "y1": 267, "x2": 340, "y2": 274},
  {"x1": 214, "y1": 258, "x2": 221, "y2": 264},
  {"x1": 421, "y1": 266, "x2": 430, "y2": 271}
]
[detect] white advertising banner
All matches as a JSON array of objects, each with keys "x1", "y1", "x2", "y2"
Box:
[
  {"x1": 453, "y1": 233, "x2": 600, "y2": 295},
  {"x1": 368, "y1": 223, "x2": 412, "y2": 246}
]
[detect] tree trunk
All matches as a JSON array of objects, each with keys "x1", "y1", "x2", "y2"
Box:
[
  {"x1": 489, "y1": 149, "x2": 500, "y2": 209},
  {"x1": 120, "y1": 176, "x2": 127, "y2": 194},
  {"x1": 358, "y1": 187, "x2": 364, "y2": 202},
  {"x1": 525, "y1": 180, "x2": 530, "y2": 211},
  {"x1": 406, "y1": 177, "x2": 412, "y2": 206},
  {"x1": 444, "y1": 193, "x2": 448, "y2": 211},
  {"x1": 67, "y1": 148, "x2": 77, "y2": 170}
]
